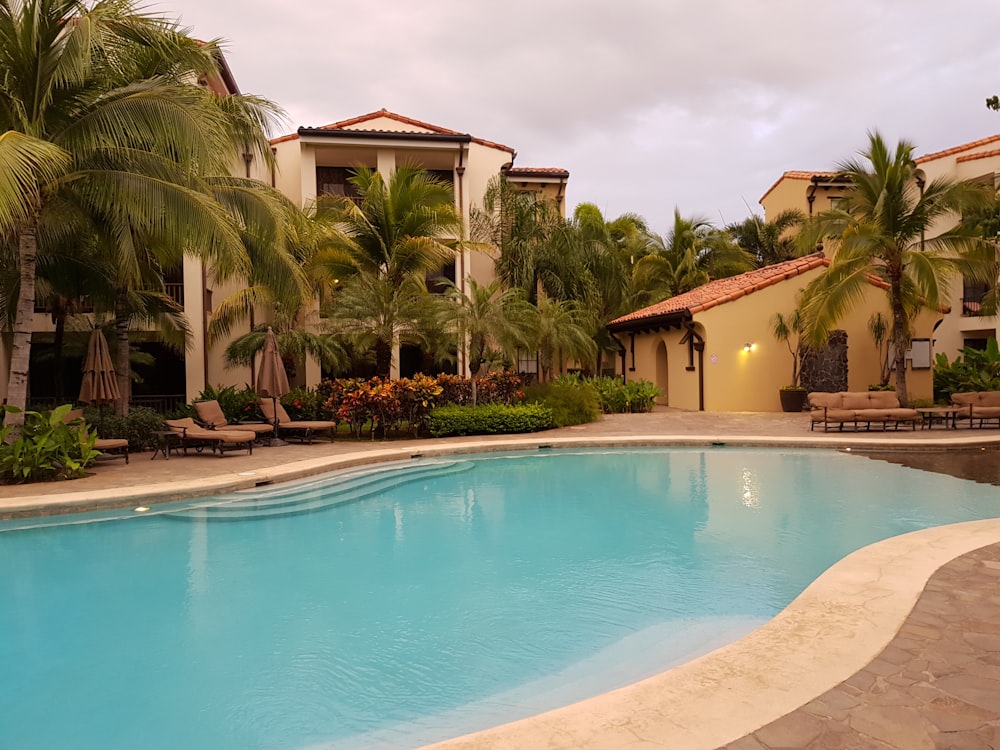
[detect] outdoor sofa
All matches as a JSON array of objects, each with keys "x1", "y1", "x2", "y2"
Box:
[
  {"x1": 163, "y1": 418, "x2": 255, "y2": 456},
  {"x1": 808, "y1": 391, "x2": 920, "y2": 432},
  {"x1": 950, "y1": 392, "x2": 1000, "y2": 428}
]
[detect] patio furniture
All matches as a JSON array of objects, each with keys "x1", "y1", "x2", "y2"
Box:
[
  {"x1": 163, "y1": 418, "x2": 255, "y2": 456},
  {"x1": 193, "y1": 400, "x2": 274, "y2": 441},
  {"x1": 950, "y1": 392, "x2": 1000, "y2": 428},
  {"x1": 258, "y1": 399, "x2": 336, "y2": 443},
  {"x1": 916, "y1": 406, "x2": 963, "y2": 430},
  {"x1": 808, "y1": 391, "x2": 920, "y2": 432},
  {"x1": 64, "y1": 408, "x2": 130, "y2": 463}
]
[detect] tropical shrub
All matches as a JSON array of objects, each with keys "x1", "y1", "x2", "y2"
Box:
[
  {"x1": 428, "y1": 404, "x2": 554, "y2": 437},
  {"x1": 933, "y1": 339, "x2": 1000, "y2": 401},
  {"x1": 281, "y1": 387, "x2": 321, "y2": 420},
  {"x1": 522, "y1": 381, "x2": 600, "y2": 427},
  {"x1": 85, "y1": 406, "x2": 167, "y2": 452},
  {"x1": 196, "y1": 384, "x2": 263, "y2": 423},
  {"x1": 555, "y1": 375, "x2": 660, "y2": 413},
  {"x1": 395, "y1": 374, "x2": 445, "y2": 437},
  {"x1": 0, "y1": 405, "x2": 100, "y2": 483}
]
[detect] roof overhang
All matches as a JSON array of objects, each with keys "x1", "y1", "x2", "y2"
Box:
[
  {"x1": 607, "y1": 311, "x2": 691, "y2": 335},
  {"x1": 296, "y1": 128, "x2": 472, "y2": 150}
]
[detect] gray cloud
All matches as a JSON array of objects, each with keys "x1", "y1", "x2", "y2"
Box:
[{"x1": 160, "y1": 0, "x2": 1000, "y2": 234}]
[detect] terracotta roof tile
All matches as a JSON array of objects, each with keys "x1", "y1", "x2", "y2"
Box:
[
  {"x1": 270, "y1": 108, "x2": 517, "y2": 154},
  {"x1": 956, "y1": 147, "x2": 1000, "y2": 163},
  {"x1": 609, "y1": 252, "x2": 829, "y2": 328},
  {"x1": 506, "y1": 167, "x2": 569, "y2": 177},
  {"x1": 916, "y1": 134, "x2": 1000, "y2": 164}
]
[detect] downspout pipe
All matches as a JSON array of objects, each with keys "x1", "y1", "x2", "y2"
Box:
[
  {"x1": 683, "y1": 322, "x2": 705, "y2": 412},
  {"x1": 455, "y1": 144, "x2": 467, "y2": 374}
]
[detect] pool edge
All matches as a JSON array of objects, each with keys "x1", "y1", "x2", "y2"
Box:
[{"x1": 422, "y1": 518, "x2": 1000, "y2": 750}]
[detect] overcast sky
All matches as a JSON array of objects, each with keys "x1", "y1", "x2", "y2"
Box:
[{"x1": 157, "y1": 0, "x2": 1000, "y2": 236}]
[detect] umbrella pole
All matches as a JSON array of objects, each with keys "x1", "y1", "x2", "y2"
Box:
[{"x1": 268, "y1": 395, "x2": 288, "y2": 447}]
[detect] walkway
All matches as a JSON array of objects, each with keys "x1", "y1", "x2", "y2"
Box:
[{"x1": 3, "y1": 408, "x2": 1000, "y2": 748}]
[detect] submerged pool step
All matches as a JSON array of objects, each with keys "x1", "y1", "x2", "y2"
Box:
[{"x1": 164, "y1": 461, "x2": 472, "y2": 521}]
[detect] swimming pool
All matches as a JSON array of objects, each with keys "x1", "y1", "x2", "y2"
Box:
[{"x1": 1, "y1": 447, "x2": 998, "y2": 749}]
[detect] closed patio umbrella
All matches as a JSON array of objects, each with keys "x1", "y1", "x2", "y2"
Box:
[
  {"x1": 79, "y1": 328, "x2": 121, "y2": 406},
  {"x1": 256, "y1": 327, "x2": 290, "y2": 446}
]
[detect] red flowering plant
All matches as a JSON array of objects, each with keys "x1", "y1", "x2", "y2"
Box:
[
  {"x1": 434, "y1": 373, "x2": 471, "y2": 405},
  {"x1": 367, "y1": 379, "x2": 402, "y2": 438},
  {"x1": 336, "y1": 381, "x2": 374, "y2": 438},
  {"x1": 280, "y1": 387, "x2": 319, "y2": 420},
  {"x1": 481, "y1": 370, "x2": 522, "y2": 404},
  {"x1": 396, "y1": 374, "x2": 444, "y2": 437}
]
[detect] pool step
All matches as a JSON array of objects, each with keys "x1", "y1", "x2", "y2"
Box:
[{"x1": 164, "y1": 461, "x2": 473, "y2": 521}]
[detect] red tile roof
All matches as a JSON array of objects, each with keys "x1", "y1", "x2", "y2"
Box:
[
  {"x1": 759, "y1": 171, "x2": 838, "y2": 204},
  {"x1": 506, "y1": 167, "x2": 569, "y2": 177},
  {"x1": 608, "y1": 253, "x2": 829, "y2": 329},
  {"x1": 916, "y1": 134, "x2": 1000, "y2": 164},
  {"x1": 270, "y1": 108, "x2": 516, "y2": 154},
  {"x1": 956, "y1": 147, "x2": 1000, "y2": 163}
]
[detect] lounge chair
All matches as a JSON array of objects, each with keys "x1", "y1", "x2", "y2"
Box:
[
  {"x1": 163, "y1": 418, "x2": 255, "y2": 456},
  {"x1": 258, "y1": 399, "x2": 336, "y2": 443},
  {"x1": 64, "y1": 408, "x2": 130, "y2": 464},
  {"x1": 193, "y1": 399, "x2": 274, "y2": 440}
]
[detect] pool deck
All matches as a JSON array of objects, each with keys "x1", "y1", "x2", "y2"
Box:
[{"x1": 4, "y1": 408, "x2": 1000, "y2": 748}]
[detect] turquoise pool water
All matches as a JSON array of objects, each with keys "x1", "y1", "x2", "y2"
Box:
[{"x1": 2, "y1": 447, "x2": 998, "y2": 749}]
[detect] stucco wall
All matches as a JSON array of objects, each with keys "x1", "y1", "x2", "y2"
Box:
[{"x1": 623, "y1": 268, "x2": 936, "y2": 412}]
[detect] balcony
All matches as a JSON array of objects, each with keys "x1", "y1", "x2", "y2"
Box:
[{"x1": 962, "y1": 282, "x2": 990, "y2": 317}]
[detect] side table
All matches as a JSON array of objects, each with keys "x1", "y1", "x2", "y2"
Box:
[
  {"x1": 151, "y1": 430, "x2": 182, "y2": 459},
  {"x1": 916, "y1": 406, "x2": 962, "y2": 430}
]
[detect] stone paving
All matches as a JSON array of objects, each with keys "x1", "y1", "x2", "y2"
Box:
[
  {"x1": 723, "y1": 543, "x2": 1000, "y2": 750},
  {"x1": 4, "y1": 407, "x2": 1000, "y2": 748}
]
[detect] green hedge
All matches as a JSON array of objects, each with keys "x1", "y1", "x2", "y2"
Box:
[
  {"x1": 522, "y1": 381, "x2": 600, "y2": 427},
  {"x1": 428, "y1": 404, "x2": 554, "y2": 437}
]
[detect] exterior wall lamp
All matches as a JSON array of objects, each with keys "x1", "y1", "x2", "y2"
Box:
[{"x1": 743, "y1": 342, "x2": 754, "y2": 352}]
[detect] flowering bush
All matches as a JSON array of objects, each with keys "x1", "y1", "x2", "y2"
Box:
[{"x1": 280, "y1": 387, "x2": 321, "y2": 420}]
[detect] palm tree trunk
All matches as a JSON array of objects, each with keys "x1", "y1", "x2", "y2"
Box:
[
  {"x1": 114, "y1": 296, "x2": 131, "y2": 416},
  {"x1": 7, "y1": 224, "x2": 40, "y2": 424},
  {"x1": 374, "y1": 338, "x2": 392, "y2": 380},
  {"x1": 891, "y1": 282, "x2": 909, "y2": 406}
]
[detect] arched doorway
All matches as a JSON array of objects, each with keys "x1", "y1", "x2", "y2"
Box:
[{"x1": 655, "y1": 340, "x2": 668, "y2": 405}]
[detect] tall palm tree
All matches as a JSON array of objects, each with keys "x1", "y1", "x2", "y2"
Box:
[
  {"x1": 317, "y1": 166, "x2": 464, "y2": 378},
  {"x1": 728, "y1": 209, "x2": 805, "y2": 267},
  {"x1": 0, "y1": 0, "x2": 276, "y2": 421},
  {"x1": 472, "y1": 175, "x2": 579, "y2": 302},
  {"x1": 799, "y1": 131, "x2": 993, "y2": 403}
]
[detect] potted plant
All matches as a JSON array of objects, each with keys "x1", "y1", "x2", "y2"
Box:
[{"x1": 771, "y1": 310, "x2": 808, "y2": 412}]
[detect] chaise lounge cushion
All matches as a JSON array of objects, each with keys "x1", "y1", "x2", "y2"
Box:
[
  {"x1": 258, "y1": 399, "x2": 336, "y2": 441},
  {"x1": 193, "y1": 400, "x2": 274, "y2": 437},
  {"x1": 164, "y1": 418, "x2": 255, "y2": 446}
]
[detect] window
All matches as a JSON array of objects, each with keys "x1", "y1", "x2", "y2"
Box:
[
  {"x1": 316, "y1": 167, "x2": 361, "y2": 202},
  {"x1": 962, "y1": 279, "x2": 990, "y2": 316}
]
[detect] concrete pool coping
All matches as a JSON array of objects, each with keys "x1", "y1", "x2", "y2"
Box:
[{"x1": 4, "y1": 425, "x2": 1000, "y2": 748}]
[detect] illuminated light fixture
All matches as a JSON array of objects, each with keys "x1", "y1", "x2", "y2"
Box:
[
  {"x1": 134, "y1": 506, "x2": 150, "y2": 513},
  {"x1": 743, "y1": 342, "x2": 754, "y2": 352}
]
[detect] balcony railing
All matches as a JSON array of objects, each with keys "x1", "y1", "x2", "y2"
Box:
[
  {"x1": 27, "y1": 394, "x2": 187, "y2": 414},
  {"x1": 962, "y1": 289, "x2": 988, "y2": 316},
  {"x1": 164, "y1": 283, "x2": 184, "y2": 306}
]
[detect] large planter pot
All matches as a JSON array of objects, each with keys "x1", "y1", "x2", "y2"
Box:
[{"x1": 779, "y1": 388, "x2": 808, "y2": 413}]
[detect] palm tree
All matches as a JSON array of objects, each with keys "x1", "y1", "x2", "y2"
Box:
[
  {"x1": 439, "y1": 277, "x2": 533, "y2": 376},
  {"x1": 472, "y1": 175, "x2": 579, "y2": 302},
  {"x1": 0, "y1": 0, "x2": 276, "y2": 421},
  {"x1": 316, "y1": 166, "x2": 464, "y2": 378},
  {"x1": 527, "y1": 294, "x2": 597, "y2": 381},
  {"x1": 728, "y1": 209, "x2": 805, "y2": 267},
  {"x1": 799, "y1": 131, "x2": 993, "y2": 404},
  {"x1": 632, "y1": 210, "x2": 753, "y2": 307}
]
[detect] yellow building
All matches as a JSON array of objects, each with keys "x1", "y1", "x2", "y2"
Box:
[
  {"x1": 760, "y1": 133, "x2": 1000, "y2": 363},
  {"x1": 607, "y1": 254, "x2": 936, "y2": 412}
]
